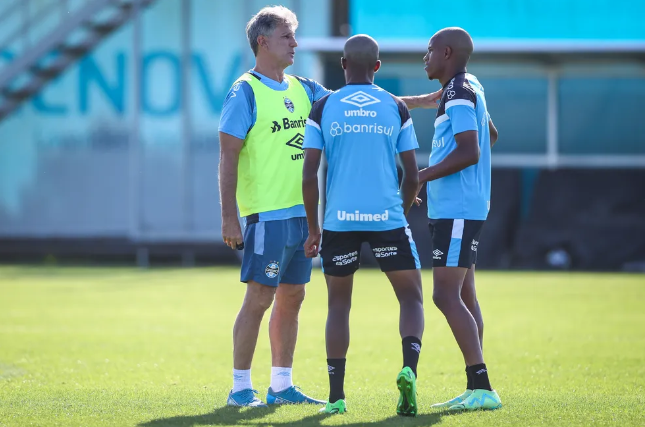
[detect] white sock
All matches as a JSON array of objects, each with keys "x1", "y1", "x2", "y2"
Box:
[
  {"x1": 232, "y1": 369, "x2": 252, "y2": 393},
  {"x1": 270, "y1": 367, "x2": 293, "y2": 393}
]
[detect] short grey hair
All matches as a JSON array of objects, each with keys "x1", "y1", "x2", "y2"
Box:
[{"x1": 246, "y1": 6, "x2": 299, "y2": 56}]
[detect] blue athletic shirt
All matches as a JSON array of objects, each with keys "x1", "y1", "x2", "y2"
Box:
[
  {"x1": 218, "y1": 70, "x2": 332, "y2": 222},
  {"x1": 427, "y1": 72, "x2": 492, "y2": 220},
  {"x1": 303, "y1": 83, "x2": 419, "y2": 232}
]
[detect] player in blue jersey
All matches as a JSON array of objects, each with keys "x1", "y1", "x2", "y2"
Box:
[
  {"x1": 219, "y1": 7, "x2": 443, "y2": 409},
  {"x1": 302, "y1": 34, "x2": 424, "y2": 416},
  {"x1": 418, "y1": 27, "x2": 501, "y2": 411}
]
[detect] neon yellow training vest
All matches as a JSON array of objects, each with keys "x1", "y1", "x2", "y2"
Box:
[{"x1": 234, "y1": 73, "x2": 311, "y2": 217}]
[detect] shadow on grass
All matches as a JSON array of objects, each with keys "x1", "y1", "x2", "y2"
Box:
[
  {"x1": 139, "y1": 405, "x2": 448, "y2": 427},
  {"x1": 139, "y1": 405, "x2": 276, "y2": 427}
]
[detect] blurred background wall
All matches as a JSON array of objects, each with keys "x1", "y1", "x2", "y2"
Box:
[{"x1": 0, "y1": 0, "x2": 643, "y2": 271}]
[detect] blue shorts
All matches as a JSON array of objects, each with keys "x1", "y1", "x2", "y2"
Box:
[{"x1": 241, "y1": 217, "x2": 312, "y2": 287}]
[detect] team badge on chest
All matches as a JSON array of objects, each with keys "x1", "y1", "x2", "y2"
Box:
[{"x1": 284, "y1": 97, "x2": 295, "y2": 113}]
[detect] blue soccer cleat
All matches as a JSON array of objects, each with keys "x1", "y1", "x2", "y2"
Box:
[
  {"x1": 431, "y1": 389, "x2": 473, "y2": 408},
  {"x1": 266, "y1": 385, "x2": 326, "y2": 405},
  {"x1": 226, "y1": 389, "x2": 267, "y2": 407},
  {"x1": 448, "y1": 389, "x2": 502, "y2": 411}
]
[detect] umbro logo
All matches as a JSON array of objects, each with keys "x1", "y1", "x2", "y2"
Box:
[
  {"x1": 286, "y1": 133, "x2": 304, "y2": 150},
  {"x1": 433, "y1": 249, "x2": 443, "y2": 259},
  {"x1": 287, "y1": 133, "x2": 305, "y2": 161},
  {"x1": 476, "y1": 369, "x2": 487, "y2": 375},
  {"x1": 340, "y1": 91, "x2": 381, "y2": 108}
]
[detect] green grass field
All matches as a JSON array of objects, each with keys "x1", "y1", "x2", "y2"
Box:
[{"x1": 0, "y1": 266, "x2": 644, "y2": 426}]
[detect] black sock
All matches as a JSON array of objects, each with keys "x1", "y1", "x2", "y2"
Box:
[
  {"x1": 466, "y1": 366, "x2": 474, "y2": 390},
  {"x1": 402, "y1": 336, "x2": 422, "y2": 378},
  {"x1": 467, "y1": 363, "x2": 492, "y2": 391},
  {"x1": 327, "y1": 358, "x2": 346, "y2": 403}
]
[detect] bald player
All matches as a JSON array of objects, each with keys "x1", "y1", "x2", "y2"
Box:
[
  {"x1": 418, "y1": 27, "x2": 502, "y2": 411},
  {"x1": 302, "y1": 34, "x2": 424, "y2": 416}
]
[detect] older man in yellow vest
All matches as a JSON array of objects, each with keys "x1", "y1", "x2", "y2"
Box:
[{"x1": 218, "y1": 6, "x2": 441, "y2": 407}]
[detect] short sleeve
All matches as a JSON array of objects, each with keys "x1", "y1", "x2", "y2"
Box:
[
  {"x1": 218, "y1": 81, "x2": 255, "y2": 139},
  {"x1": 444, "y1": 77, "x2": 478, "y2": 135}
]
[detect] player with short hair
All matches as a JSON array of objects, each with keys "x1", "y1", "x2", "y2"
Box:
[
  {"x1": 302, "y1": 34, "x2": 424, "y2": 416},
  {"x1": 419, "y1": 27, "x2": 502, "y2": 411},
  {"x1": 219, "y1": 5, "x2": 328, "y2": 408}
]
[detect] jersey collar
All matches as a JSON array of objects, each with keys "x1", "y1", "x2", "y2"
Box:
[{"x1": 443, "y1": 71, "x2": 466, "y2": 89}]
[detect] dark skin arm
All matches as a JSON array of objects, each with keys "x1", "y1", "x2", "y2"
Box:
[
  {"x1": 399, "y1": 149, "x2": 419, "y2": 215},
  {"x1": 489, "y1": 119, "x2": 498, "y2": 147},
  {"x1": 302, "y1": 148, "x2": 323, "y2": 258},
  {"x1": 419, "y1": 130, "x2": 480, "y2": 184}
]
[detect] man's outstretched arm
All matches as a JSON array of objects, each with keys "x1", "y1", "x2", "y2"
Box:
[{"x1": 400, "y1": 89, "x2": 443, "y2": 110}]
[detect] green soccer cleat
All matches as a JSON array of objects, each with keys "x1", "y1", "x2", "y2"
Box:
[
  {"x1": 319, "y1": 399, "x2": 347, "y2": 414},
  {"x1": 396, "y1": 367, "x2": 417, "y2": 417},
  {"x1": 448, "y1": 389, "x2": 502, "y2": 411},
  {"x1": 430, "y1": 389, "x2": 473, "y2": 409}
]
